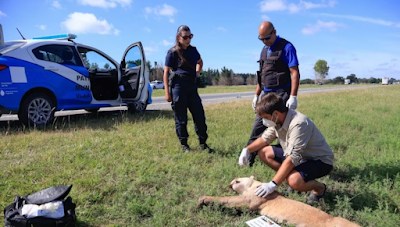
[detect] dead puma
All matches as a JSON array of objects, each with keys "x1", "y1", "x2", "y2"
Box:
[{"x1": 197, "y1": 176, "x2": 360, "y2": 227}]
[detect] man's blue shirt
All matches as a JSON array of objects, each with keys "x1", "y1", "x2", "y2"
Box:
[{"x1": 260, "y1": 36, "x2": 299, "y2": 68}]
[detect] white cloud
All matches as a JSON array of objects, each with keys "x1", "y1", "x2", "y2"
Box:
[
  {"x1": 52, "y1": 1, "x2": 62, "y2": 9},
  {"x1": 288, "y1": 3, "x2": 301, "y2": 13},
  {"x1": 0, "y1": 11, "x2": 6, "y2": 17},
  {"x1": 261, "y1": 15, "x2": 270, "y2": 20},
  {"x1": 145, "y1": 4, "x2": 178, "y2": 23},
  {"x1": 61, "y1": 12, "x2": 119, "y2": 35},
  {"x1": 144, "y1": 46, "x2": 158, "y2": 56},
  {"x1": 143, "y1": 27, "x2": 151, "y2": 32},
  {"x1": 260, "y1": 0, "x2": 336, "y2": 13},
  {"x1": 216, "y1": 27, "x2": 227, "y2": 32},
  {"x1": 162, "y1": 40, "x2": 173, "y2": 46},
  {"x1": 320, "y1": 13, "x2": 400, "y2": 28},
  {"x1": 302, "y1": 20, "x2": 344, "y2": 34},
  {"x1": 77, "y1": 0, "x2": 132, "y2": 8},
  {"x1": 260, "y1": 0, "x2": 287, "y2": 12},
  {"x1": 37, "y1": 25, "x2": 47, "y2": 30}
]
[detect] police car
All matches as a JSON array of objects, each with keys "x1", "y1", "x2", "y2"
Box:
[{"x1": 0, "y1": 28, "x2": 152, "y2": 125}]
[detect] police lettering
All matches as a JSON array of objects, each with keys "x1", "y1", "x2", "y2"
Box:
[
  {"x1": 75, "y1": 85, "x2": 90, "y2": 90},
  {"x1": 76, "y1": 75, "x2": 89, "y2": 81},
  {"x1": 76, "y1": 94, "x2": 90, "y2": 98}
]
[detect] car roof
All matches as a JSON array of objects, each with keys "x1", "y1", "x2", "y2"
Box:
[{"x1": 6, "y1": 38, "x2": 78, "y2": 47}]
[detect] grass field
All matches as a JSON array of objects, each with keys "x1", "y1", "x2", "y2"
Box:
[
  {"x1": 1, "y1": 86, "x2": 399, "y2": 226},
  {"x1": 150, "y1": 84, "x2": 365, "y2": 97}
]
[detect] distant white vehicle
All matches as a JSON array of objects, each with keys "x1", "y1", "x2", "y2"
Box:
[
  {"x1": 344, "y1": 79, "x2": 351, "y2": 85},
  {"x1": 150, "y1": 80, "x2": 164, "y2": 89},
  {"x1": 382, "y1": 77, "x2": 389, "y2": 85}
]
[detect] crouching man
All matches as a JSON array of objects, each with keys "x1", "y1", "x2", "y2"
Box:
[{"x1": 238, "y1": 93, "x2": 334, "y2": 203}]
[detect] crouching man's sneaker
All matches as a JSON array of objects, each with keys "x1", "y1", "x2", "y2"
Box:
[
  {"x1": 181, "y1": 144, "x2": 191, "y2": 153},
  {"x1": 306, "y1": 183, "x2": 326, "y2": 204},
  {"x1": 200, "y1": 143, "x2": 215, "y2": 153}
]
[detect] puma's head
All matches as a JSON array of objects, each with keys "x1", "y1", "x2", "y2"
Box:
[{"x1": 229, "y1": 176, "x2": 255, "y2": 194}]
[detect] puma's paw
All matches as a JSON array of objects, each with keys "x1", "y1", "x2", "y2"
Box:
[{"x1": 197, "y1": 196, "x2": 208, "y2": 208}]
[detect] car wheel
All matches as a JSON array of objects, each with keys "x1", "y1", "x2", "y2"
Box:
[
  {"x1": 153, "y1": 86, "x2": 156, "y2": 89},
  {"x1": 85, "y1": 108, "x2": 100, "y2": 113},
  {"x1": 127, "y1": 101, "x2": 147, "y2": 114},
  {"x1": 18, "y1": 93, "x2": 55, "y2": 126},
  {"x1": 162, "y1": 86, "x2": 164, "y2": 89}
]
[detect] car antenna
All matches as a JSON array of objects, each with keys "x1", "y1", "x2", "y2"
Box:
[{"x1": 16, "y1": 28, "x2": 26, "y2": 40}]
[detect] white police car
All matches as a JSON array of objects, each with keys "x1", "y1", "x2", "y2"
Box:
[
  {"x1": 0, "y1": 29, "x2": 152, "y2": 125},
  {"x1": 150, "y1": 80, "x2": 164, "y2": 89}
]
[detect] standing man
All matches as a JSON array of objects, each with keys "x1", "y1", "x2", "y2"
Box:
[
  {"x1": 247, "y1": 21, "x2": 300, "y2": 166},
  {"x1": 239, "y1": 93, "x2": 334, "y2": 203}
]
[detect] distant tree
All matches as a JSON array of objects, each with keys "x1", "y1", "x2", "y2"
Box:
[
  {"x1": 104, "y1": 63, "x2": 110, "y2": 69},
  {"x1": 368, "y1": 77, "x2": 378, "y2": 84},
  {"x1": 90, "y1": 62, "x2": 99, "y2": 69},
  {"x1": 358, "y1": 78, "x2": 368, "y2": 84},
  {"x1": 80, "y1": 53, "x2": 90, "y2": 68},
  {"x1": 346, "y1": 74, "x2": 357, "y2": 83},
  {"x1": 197, "y1": 72, "x2": 208, "y2": 88},
  {"x1": 332, "y1": 76, "x2": 344, "y2": 84},
  {"x1": 300, "y1": 78, "x2": 314, "y2": 84},
  {"x1": 314, "y1": 60, "x2": 329, "y2": 84}
]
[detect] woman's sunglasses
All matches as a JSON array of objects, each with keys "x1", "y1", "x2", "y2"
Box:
[
  {"x1": 258, "y1": 29, "x2": 274, "y2": 41},
  {"x1": 180, "y1": 34, "x2": 194, "y2": 40}
]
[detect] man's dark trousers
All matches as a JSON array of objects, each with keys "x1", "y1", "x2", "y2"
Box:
[
  {"x1": 171, "y1": 78, "x2": 208, "y2": 145},
  {"x1": 247, "y1": 87, "x2": 291, "y2": 167}
]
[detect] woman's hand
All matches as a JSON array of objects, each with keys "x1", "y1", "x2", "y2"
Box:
[{"x1": 165, "y1": 92, "x2": 172, "y2": 102}]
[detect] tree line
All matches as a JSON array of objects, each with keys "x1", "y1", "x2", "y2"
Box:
[
  {"x1": 311, "y1": 59, "x2": 398, "y2": 85},
  {"x1": 148, "y1": 61, "x2": 257, "y2": 88},
  {"x1": 147, "y1": 60, "x2": 399, "y2": 87}
]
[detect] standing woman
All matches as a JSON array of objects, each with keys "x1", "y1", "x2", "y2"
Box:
[{"x1": 163, "y1": 25, "x2": 213, "y2": 153}]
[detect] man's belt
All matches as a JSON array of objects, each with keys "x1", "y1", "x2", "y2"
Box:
[{"x1": 263, "y1": 83, "x2": 291, "y2": 92}]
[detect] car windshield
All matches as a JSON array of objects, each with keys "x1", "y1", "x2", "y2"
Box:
[{"x1": 0, "y1": 41, "x2": 26, "y2": 55}]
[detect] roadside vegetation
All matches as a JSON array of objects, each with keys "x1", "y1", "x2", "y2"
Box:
[
  {"x1": 151, "y1": 83, "x2": 367, "y2": 97},
  {"x1": 1, "y1": 86, "x2": 399, "y2": 226}
]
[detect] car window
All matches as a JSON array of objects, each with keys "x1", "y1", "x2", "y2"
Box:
[
  {"x1": 77, "y1": 47, "x2": 116, "y2": 71},
  {"x1": 32, "y1": 45, "x2": 82, "y2": 66}
]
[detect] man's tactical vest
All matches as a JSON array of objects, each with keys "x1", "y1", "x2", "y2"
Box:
[{"x1": 259, "y1": 38, "x2": 292, "y2": 89}]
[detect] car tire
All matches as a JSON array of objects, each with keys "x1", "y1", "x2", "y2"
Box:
[
  {"x1": 127, "y1": 101, "x2": 147, "y2": 114},
  {"x1": 153, "y1": 86, "x2": 156, "y2": 89},
  {"x1": 18, "y1": 93, "x2": 56, "y2": 126},
  {"x1": 85, "y1": 108, "x2": 100, "y2": 113}
]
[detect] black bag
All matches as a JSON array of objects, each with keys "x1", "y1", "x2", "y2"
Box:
[{"x1": 4, "y1": 185, "x2": 76, "y2": 227}]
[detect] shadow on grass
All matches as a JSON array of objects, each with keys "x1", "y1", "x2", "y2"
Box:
[
  {"x1": 0, "y1": 109, "x2": 175, "y2": 133},
  {"x1": 326, "y1": 161, "x2": 400, "y2": 213}
]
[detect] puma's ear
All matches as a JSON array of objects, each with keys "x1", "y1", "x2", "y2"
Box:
[{"x1": 250, "y1": 175, "x2": 254, "y2": 180}]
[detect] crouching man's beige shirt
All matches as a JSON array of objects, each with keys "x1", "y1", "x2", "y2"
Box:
[{"x1": 261, "y1": 109, "x2": 334, "y2": 166}]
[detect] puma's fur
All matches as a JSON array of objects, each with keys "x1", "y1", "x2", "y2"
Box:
[{"x1": 197, "y1": 176, "x2": 360, "y2": 227}]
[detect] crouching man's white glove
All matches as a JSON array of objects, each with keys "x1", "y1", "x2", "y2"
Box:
[
  {"x1": 238, "y1": 148, "x2": 250, "y2": 167},
  {"x1": 252, "y1": 95, "x2": 259, "y2": 110},
  {"x1": 286, "y1": 95, "x2": 297, "y2": 110},
  {"x1": 255, "y1": 181, "x2": 278, "y2": 198}
]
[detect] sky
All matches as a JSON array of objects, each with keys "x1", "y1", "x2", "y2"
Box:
[{"x1": 1, "y1": 0, "x2": 399, "y2": 79}]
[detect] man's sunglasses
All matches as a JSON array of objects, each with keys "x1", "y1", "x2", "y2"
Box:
[
  {"x1": 258, "y1": 29, "x2": 274, "y2": 41},
  {"x1": 180, "y1": 34, "x2": 194, "y2": 40}
]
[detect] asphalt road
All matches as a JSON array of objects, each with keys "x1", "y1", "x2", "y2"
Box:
[{"x1": 0, "y1": 85, "x2": 378, "y2": 123}]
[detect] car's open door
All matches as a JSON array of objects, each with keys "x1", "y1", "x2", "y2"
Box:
[{"x1": 119, "y1": 42, "x2": 147, "y2": 100}]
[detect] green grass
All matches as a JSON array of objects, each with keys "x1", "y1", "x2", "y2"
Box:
[
  {"x1": 1, "y1": 86, "x2": 399, "y2": 226},
  {"x1": 151, "y1": 84, "x2": 368, "y2": 97}
]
